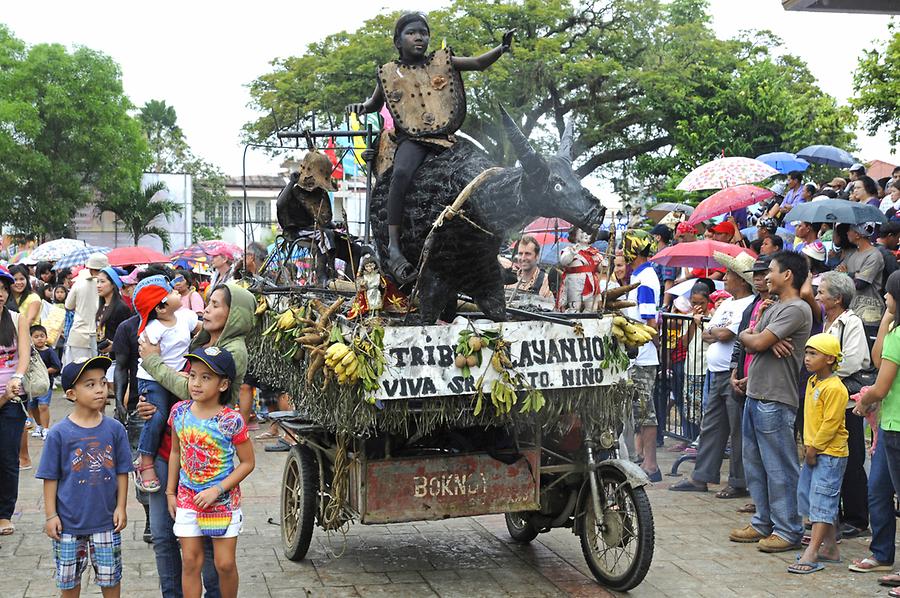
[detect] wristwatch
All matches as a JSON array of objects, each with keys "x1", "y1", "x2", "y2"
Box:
[{"x1": 10, "y1": 374, "x2": 24, "y2": 381}]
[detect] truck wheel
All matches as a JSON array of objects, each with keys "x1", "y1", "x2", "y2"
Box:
[{"x1": 504, "y1": 512, "x2": 539, "y2": 543}]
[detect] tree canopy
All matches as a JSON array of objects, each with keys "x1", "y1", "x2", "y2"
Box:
[
  {"x1": 0, "y1": 25, "x2": 148, "y2": 237},
  {"x1": 243, "y1": 0, "x2": 855, "y2": 190},
  {"x1": 852, "y1": 23, "x2": 900, "y2": 149}
]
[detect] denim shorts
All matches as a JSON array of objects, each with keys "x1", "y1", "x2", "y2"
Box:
[
  {"x1": 797, "y1": 454, "x2": 847, "y2": 524},
  {"x1": 29, "y1": 390, "x2": 52, "y2": 409},
  {"x1": 52, "y1": 529, "x2": 122, "y2": 589}
]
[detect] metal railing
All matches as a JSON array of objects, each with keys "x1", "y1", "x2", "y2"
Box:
[{"x1": 655, "y1": 312, "x2": 710, "y2": 444}]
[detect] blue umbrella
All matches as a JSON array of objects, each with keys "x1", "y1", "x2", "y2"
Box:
[
  {"x1": 755, "y1": 152, "x2": 810, "y2": 174},
  {"x1": 52, "y1": 246, "x2": 111, "y2": 270},
  {"x1": 796, "y1": 145, "x2": 856, "y2": 168}
]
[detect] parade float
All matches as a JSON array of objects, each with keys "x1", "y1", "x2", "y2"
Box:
[{"x1": 243, "y1": 16, "x2": 655, "y2": 591}]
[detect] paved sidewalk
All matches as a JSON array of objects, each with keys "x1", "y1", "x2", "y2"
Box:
[{"x1": 2, "y1": 398, "x2": 892, "y2": 596}]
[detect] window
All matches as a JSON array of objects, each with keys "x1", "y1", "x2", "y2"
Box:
[
  {"x1": 232, "y1": 200, "x2": 242, "y2": 225},
  {"x1": 255, "y1": 200, "x2": 269, "y2": 223},
  {"x1": 220, "y1": 203, "x2": 229, "y2": 227}
]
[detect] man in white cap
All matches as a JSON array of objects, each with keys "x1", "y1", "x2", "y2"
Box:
[{"x1": 63, "y1": 252, "x2": 109, "y2": 365}]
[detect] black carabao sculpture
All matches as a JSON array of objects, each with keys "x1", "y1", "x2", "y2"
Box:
[{"x1": 369, "y1": 107, "x2": 606, "y2": 323}]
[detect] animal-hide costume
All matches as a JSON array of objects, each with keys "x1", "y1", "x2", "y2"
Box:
[{"x1": 377, "y1": 48, "x2": 465, "y2": 149}]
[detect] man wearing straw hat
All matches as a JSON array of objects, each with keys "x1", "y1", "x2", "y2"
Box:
[{"x1": 670, "y1": 251, "x2": 756, "y2": 496}]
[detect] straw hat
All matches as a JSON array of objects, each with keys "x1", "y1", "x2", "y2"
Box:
[{"x1": 713, "y1": 251, "x2": 756, "y2": 286}]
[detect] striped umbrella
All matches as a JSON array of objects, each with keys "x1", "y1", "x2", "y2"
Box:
[
  {"x1": 52, "y1": 246, "x2": 111, "y2": 270},
  {"x1": 28, "y1": 238, "x2": 87, "y2": 263}
]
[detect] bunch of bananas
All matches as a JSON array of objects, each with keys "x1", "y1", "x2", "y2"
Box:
[
  {"x1": 353, "y1": 335, "x2": 385, "y2": 402},
  {"x1": 611, "y1": 315, "x2": 656, "y2": 349},
  {"x1": 490, "y1": 340, "x2": 513, "y2": 373},
  {"x1": 325, "y1": 342, "x2": 359, "y2": 385}
]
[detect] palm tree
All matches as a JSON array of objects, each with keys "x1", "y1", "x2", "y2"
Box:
[{"x1": 96, "y1": 181, "x2": 183, "y2": 250}]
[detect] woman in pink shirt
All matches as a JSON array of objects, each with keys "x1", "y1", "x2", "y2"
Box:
[{"x1": 173, "y1": 270, "x2": 204, "y2": 315}]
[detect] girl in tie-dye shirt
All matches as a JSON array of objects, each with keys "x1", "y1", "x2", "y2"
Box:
[{"x1": 166, "y1": 348, "x2": 255, "y2": 598}]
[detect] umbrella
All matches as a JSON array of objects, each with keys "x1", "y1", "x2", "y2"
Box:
[
  {"x1": 522, "y1": 217, "x2": 572, "y2": 234},
  {"x1": 796, "y1": 145, "x2": 856, "y2": 168},
  {"x1": 787, "y1": 199, "x2": 887, "y2": 225},
  {"x1": 676, "y1": 157, "x2": 779, "y2": 192},
  {"x1": 647, "y1": 202, "x2": 694, "y2": 223},
  {"x1": 28, "y1": 238, "x2": 87, "y2": 263},
  {"x1": 106, "y1": 246, "x2": 169, "y2": 267},
  {"x1": 169, "y1": 241, "x2": 242, "y2": 266},
  {"x1": 755, "y1": 152, "x2": 810, "y2": 174},
  {"x1": 687, "y1": 185, "x2": 775, "y2": 225},
  {"x1": 650, "y1": 240, "x2": 754, "y2": 269},
  {"x1": 52, "y1": 246, "x2": 111, "y2": 270}
]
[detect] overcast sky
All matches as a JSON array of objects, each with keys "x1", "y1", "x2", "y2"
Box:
[{"x1": 2, "y1": 1, "x2": 895, "y2": 178}]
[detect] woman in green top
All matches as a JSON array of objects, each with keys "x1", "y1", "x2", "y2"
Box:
[{"x1": 854, "y1": 271, "x2": 900, "y2": 497}]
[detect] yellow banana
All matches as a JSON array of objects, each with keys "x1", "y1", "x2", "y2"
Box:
[
  {"x1": 343, "y1": 358, "x2": 358, "y2": 377},
  {"x1": 613, "y1": 316, "x2": 628, "y2": 327},
  {"x1": 340, "y1": 350, "x2": 357, "y2": 367}
]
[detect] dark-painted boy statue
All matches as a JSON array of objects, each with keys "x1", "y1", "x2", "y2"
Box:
[{"x1": 346, "y1": 12, "x2": 514, "y2": 284}]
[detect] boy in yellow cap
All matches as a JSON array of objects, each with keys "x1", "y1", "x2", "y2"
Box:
[{"x1": 789, "y1": 333, "x2": 849, "y2": 574}]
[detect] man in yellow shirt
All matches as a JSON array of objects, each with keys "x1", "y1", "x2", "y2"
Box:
[{"x1": 790, "y1": 333, "x2": 849, "y2": 574}]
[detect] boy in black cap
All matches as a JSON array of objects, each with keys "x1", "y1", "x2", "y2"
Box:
[
  {"x1": 166, "y1": 347, "x2": 255, "y2": 598},
  {"x1": 36, "y1": 356, "x2": 132, "y2": 596}
]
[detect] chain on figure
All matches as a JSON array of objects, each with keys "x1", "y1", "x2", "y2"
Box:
[{"x1": 346, "y1": 12, "x2": 514, "y2": 285}]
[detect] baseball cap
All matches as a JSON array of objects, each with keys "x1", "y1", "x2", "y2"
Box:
[
  {"x1": 185, "y1": 346, "x2": 237, "y2": 381},
  {"x1": 61, "y1": 356, "x2": 113, "y2": 392},
  {"x1": 744, "y1": 254, "x2": 773, "y2": 273},
  {"x1": 0, "y1": 265, "x2": 13, "y2": 284},
  {"x1": 801, "y1": 240, "x2": 826, "y2": 263},
  {"x1": 849, "y1": 163, "x2": 865, "y2": 173},
  {"x1": 710, "y1": 221, "x2": 737, "y2": 236},
  {"x1": 827, "y1": 177, "x2": 847, "y2": 187}
]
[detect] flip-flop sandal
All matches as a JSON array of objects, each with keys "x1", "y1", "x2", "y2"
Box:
[
  {"x1": 889, "y1": 587, "x2": 900, "y2": 597},
  {"x1": 737, "y1": 503, "x2": 756, "y2": 514},
  {"x1": 880, "y1": 573, "x2": 900, "y2": 587},
  {"x1": 669, "y1": 479, "x2": 707, "y2": 492},
  {"x1": 715, "y1": 486, "x2": 749, "y2": 499},
  {"x1": 0, "y1": 524, "x2": 14, "y2": 536},
  {"x1": 849, "y1": 557, "x2": 893, "y2": 572},
  {"x1": 788, "y1": 561, "x2": 825, "y2": 574}
]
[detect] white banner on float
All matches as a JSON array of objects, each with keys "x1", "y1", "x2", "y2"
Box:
[{"x1": 374, "y1": 316, "x2": 626, "y2": 401}]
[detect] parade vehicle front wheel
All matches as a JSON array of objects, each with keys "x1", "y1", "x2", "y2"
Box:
[
  {"x1": 578, "y1": 467, "x2": 654, "y2": 591},
  {"x1": 504, "y1": 512, "x2": 539, "y2": 543},
  {"x1": 281, "y1": 445, "x2": 318, "y2": 561}
]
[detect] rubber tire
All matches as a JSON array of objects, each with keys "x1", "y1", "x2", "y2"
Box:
[
  {"x1": 281, "y1": 445, "x2": 318, "y2": 561},
  {"x1": 578, "y1": 469, "x2": 654, "y2": 591},
  {"x1": 504, "y1": 512, "x2": 540, "y2": 543}
]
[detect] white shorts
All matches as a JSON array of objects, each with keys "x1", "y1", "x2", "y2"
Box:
[{"x1": 173, "y1": 508, "x2": 243, "y2": 538}]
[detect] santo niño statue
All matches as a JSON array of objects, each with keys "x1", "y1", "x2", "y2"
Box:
[{"x1": 346, "y1": 12, "x2": 514, "y2": 285}]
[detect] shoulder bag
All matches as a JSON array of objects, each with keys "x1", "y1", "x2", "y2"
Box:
[{"x1": 839, "y1": 314, "x2": 877, "y2": 395}]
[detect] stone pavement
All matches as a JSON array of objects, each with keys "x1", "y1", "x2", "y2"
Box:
[{"x1": 2, "y1": 397, "x2": 894, "y2": 597}]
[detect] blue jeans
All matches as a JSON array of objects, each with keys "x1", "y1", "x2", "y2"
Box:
[
  {"x1": 0, "y1": 401, "x2": 26, "y2": 520},
  {"x1": 742, "y1": 398, "x2": 803, "y2": 544},
  {"x1": 867, "y1": 428, "x2": 896, "y2": 564},
  {"x1": 137, "y1": 379, "x2": 174, "y2": 457},
  {"x1": 797, "y1": 454, "x2": 847, "y2": 524},
  {"x1": 150, "y1": 458, "x2": 220, "y2": 598}
]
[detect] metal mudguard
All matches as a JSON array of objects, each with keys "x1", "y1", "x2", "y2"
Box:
[{"x1": 598, "y1": 458, "x2": 651, "y2": 488}]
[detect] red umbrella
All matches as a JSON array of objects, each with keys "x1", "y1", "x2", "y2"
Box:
[
  {"x1": 686, "y1": 185, "x2": 774, "y2": 225},
  {"x1": 650, "y1": 240, "x2": 755, "y2": 269},
  {"x1": 106, "y1": 246, "x2": 169, "y2": 267},
  {"x1": 523, "y1": 217, "x2": 572, "y2": 234}
]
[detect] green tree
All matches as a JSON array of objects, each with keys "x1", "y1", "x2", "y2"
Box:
[
  {"x1": 0, "y1": 25, "x2": 149, "y2": 237},
  {"x1": 138, "y1": 99, "x2": 228, "y2": 232},
  {"x1": 852, "y1": 23, "x2": 900, "y2": 148},
  {"x1": 243, "y1": 0, "x2": 854, "y2": 189},
  {"x1": 95, "y1": 181, "x2": 183, "y2": 250}
]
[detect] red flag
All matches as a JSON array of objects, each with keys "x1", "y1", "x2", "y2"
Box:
[{"x1": 325, "y1": 138, "x2": 344, "y2": 180}]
